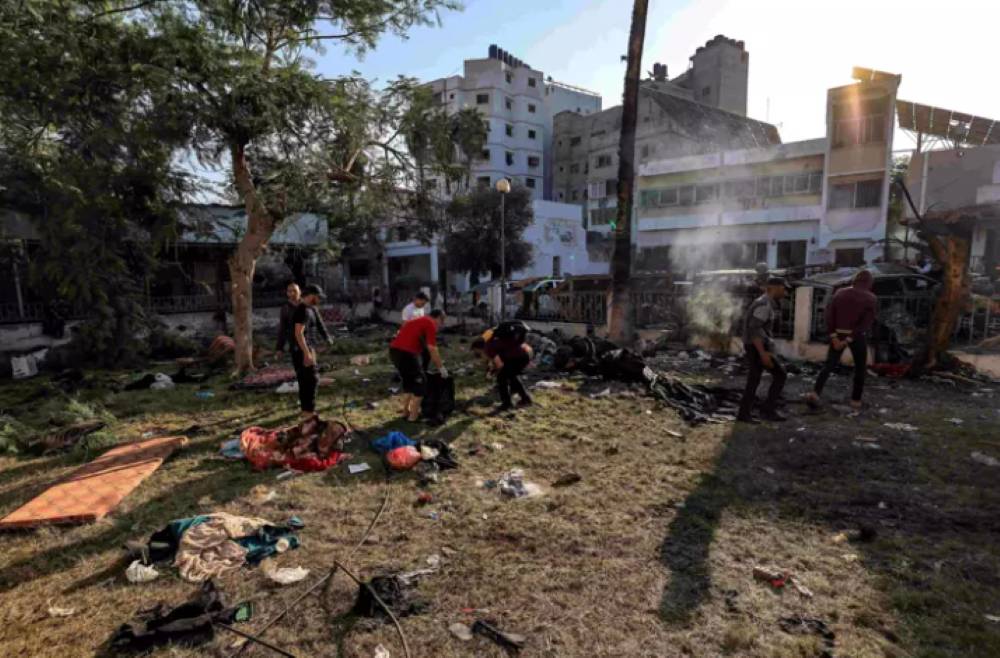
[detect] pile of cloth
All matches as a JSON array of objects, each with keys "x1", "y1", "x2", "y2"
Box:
[
  {"x1": 140, "y1": 512, "x2": 304, "y2": 583},
  {"x1": 240, "y1": 416, "x2": 349, "y2": 471},
  {"x1": 229, "y1": 365, "x2": 297, "y2": 390},
  {"x1": 110, "y1": 581, "x2": 251, "y2": 653},
  {"x1": 371, "y1": 431, "x2": 458, "y2": 473}
]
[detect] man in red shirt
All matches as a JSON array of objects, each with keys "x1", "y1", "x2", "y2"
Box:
[
  {"x1": 805, "y1": 269, "x2": 878, "y2": 410},
  {"x1": 389, "y1": 309, "x2": 448, "y2": 421}
]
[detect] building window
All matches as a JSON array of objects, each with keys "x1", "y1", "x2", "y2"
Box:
[
  {"x1": 777, "y1": 240, "x2": 808, "y2": 269},
  {"x1": 694, "y1": 184, "x2": 717, "y2": 204},
  {"x1": 477, "y1": 176, "x2": 491, "y2": 188},
  {"x1": 528, "y1": 156, "x2": 540, "y2": 168},
  {"x1": 505, "y1": 71, "x2": 512, "y2": 84},
  {"x1": 449, "y1": 93, "x2": 454, "y2": 99},
  {"x1": 396, "y1": 226, "x2": 409, "y2": 242},
  {"x1": 835, "y1": 248, "x2": 866, "y2": 267},
  {"x1": 570, "y1": 136, "x2": 582, "y2": 147},
  {"x1": 505, "y1": 97, "x2": 513, "y2": 110},
  {"x1": 596, "y1": 154, "x2": 613, "y2": 168},
  {"x1": 589, "y1": 207, "x2": 616, "y2": 226},
  {"x1": 526, "y1": 177, "x2": 536, "y2": 189},
  {"x1": 480, "y1": 149, "x2": 490, "y2": 161},
  {"x1": 559, "y1": 166, "x2": 564, "y2": 173},
  {"x1": 505, "y1": 151, "x2": 514, "y2": 166},
  {"x1": 558, "y1": 192, "x2": 564, "y2": 200},
  {"x1": 505, "y1": 124, "x2": 513, "y2": 137},
  {"x1": 829, "y1": 179, "x2": 882, "y2": 209},
  {"x1": 605, "y1": 179, "x2": 617, "y2": 196},
  {"x1": 571, "y1": 190, "x2": 579, "y2": 201},
  {"x1": 528, "y1": 77, "x2": 537, "y2": 88},
  {"x1": 528, "y1": 129, "x2": 537, "y2": 139},
  {"x1": 476, "y1": 93, "x2": 489, "y2": 105},
  {"x1": 569, "y1": 163, "x2": 580, "y2": 174},
  {"x1": 678, "y1": 186, "x2": 695, "y2": 206},
  {"x1": 528, "y1": 103, "x2": 536, "y2": 113},
  {"x1": 701, "y1": 86, "x2": 711, "y2": 98}
]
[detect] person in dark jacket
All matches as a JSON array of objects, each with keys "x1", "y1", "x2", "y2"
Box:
[
  {"x1": 805, "y1": 269, "x2": 877, "y2": 410},
  {"x1": 737, "y1": 277, "x2": 788, "y2": 423},
  {"x1": 290, "y1": 284, "x2": 330, "y2": 418},
  {"x1": 276, "y1": 281, "x2": 332, "y2": 356}
]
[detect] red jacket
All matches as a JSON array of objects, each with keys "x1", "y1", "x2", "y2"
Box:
[{"x1": 825, "y1": 281, "x2": 877, "y2": 340}]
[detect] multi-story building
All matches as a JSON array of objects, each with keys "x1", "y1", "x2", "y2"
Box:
[
  {"x1": 552, "y1": 35, "x2": 774, "y2": 263},
  {"x1": 633, "y1": 68, "x2": 902, "y2": 272},
  {"x1": 424, "y1": 45, "x2": 601, "y2": 201}
]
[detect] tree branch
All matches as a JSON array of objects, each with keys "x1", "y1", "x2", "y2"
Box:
[{"x1": 85, "y1": 0, "x2": 164, "y2": 22}]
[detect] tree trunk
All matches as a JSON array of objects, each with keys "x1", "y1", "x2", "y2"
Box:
[
  {"x1": 229, "y1": 143, "x2": 277, "y2": 374},
  {"x1": 923, "y1": 232, "x2": 971, "y2": 368},
  {"x1": 607, "y1": 0, "x2": 648, "y2": 345}
]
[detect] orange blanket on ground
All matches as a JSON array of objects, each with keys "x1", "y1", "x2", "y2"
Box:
[
  {"x1": 240, "y1": 417, "x2": 349, "y2": 472},
  {"x1": 0, "y1": 436, "x2": 187, "y2": 529}
]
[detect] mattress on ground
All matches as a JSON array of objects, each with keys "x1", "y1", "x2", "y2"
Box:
[{"x1": 0, "y1": 436, "x2": 187, "y2": 529}]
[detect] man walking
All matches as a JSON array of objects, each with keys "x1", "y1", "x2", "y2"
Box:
[
  {"x1": 291, "y1": 284, "x2": 327, "y2": 419},
  {"x1": 401, "y1": 291, "x2": 429, "y2": 322},
  {"x1": 389, "y1": 309, "x2": 448, "y2": 422},
  {"x1": 738, "y1": 277, "x2": 788, "y2": 423},
  {"x1": 805, "y1": 270, "x2": 877, "y2": 410}
]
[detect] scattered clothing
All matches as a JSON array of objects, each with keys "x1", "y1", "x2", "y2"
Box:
[
  {"x1": 149, "y1": 373, "x2": 175, "y2": 390},
  {"x1": 230, "y1": 366, "x2": 296, "y2": 390},
  {"x1": 219, "y1": 439, "x2": 244, "y2": 460},
  {"x1": 110, "y1": 581, "x2": 248, "y2": 653}
]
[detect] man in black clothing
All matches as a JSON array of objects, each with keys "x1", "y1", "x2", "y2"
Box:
[
  {"x1": 291, "y1": 284, "x2": 327, "y2": 418},
  {"x1": 737, "y1": 277, "x2": 788, "y2": 423},
  {"x1": 482, "y1": 321, "x2": 533, "y2": 412},
  {"x1": 277, "y1": 281, "x2": 332, "y2": 357}
]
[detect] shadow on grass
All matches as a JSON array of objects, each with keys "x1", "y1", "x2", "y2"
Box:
[{"x1": 658, "y1": 406, "x2": 1000, "y2": 656}]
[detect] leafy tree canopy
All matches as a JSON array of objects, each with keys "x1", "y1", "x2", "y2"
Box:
[{"x1": 443, "y1": 185, "x2": 534, "y2": 279}]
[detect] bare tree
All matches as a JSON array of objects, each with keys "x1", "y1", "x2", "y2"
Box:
[{"x1": 607, "y1": 0, "x2": 649, "y2": 344}]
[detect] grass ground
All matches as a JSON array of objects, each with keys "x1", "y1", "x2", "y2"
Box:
[{"x1": 0, "y1": 328, "x2": 998, "y2": 658}]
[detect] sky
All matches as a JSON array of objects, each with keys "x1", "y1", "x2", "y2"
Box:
[{"x1": 315, "y1": 0, "x2": 1000, "y2": 148}]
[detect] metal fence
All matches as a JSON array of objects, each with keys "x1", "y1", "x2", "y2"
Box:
[{"x1": 517, "y1": 288, "x2": 795, "y2": 340}]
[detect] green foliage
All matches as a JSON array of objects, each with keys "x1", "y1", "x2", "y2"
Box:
[{"x1": 443, "y1": 185, "x2": 534, "y2": 277}]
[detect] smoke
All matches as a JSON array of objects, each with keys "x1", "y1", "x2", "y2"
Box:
[{"x1": 684, "y1": 284, "x2": 745, "y2": 352}]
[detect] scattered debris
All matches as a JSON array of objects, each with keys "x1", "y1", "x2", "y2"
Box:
[
  {"x1": 985, "y1": 614, "x2": 1000, "y2": 623},
  {"x1": 416, "y1": 492, "x2": 433, "y2": 506},
  {"x1": 241, "y1": 417, "x2": 349, "y2": 472},
  {"x1": 125, "y1": 560, "x2": 160, "y2": 584},
  {"x1": 261, "y1": 561, "x2": 310, "y2": 585},
  {"x1": 752, "y1": 565, "x2": 788, "y2": 589},
  {"x1": 946, "y1": 417, "x2": 964, "y2": 425},
  {"x1": 149, "y1": 373, "x2": 175, "y2": 390},
  {"x1": 791, "y1": 578, "x2": 814, "y2": 599},
  {"x1": 778, "y1": 615, "x2": 835, "y2": 658},
  {"x1": 47, "y1": 600, "x2": 76, "y2": 618},
  {"x1": 842, "y1": 553, "x2": 860, "y2": 563},
  {"x1": 350, "y1": 354, "x2": 373, "y2": 366},
  {"x1": 249, "y1": 485, "x2": 277, "y2": 504},
  {"x1": 449, "y1": 622, "x2": 474, "y2": 641},
  {"x1": 349, "y1": 463, "x2": 372, "y2": 475},
  {"x1": 665, "y1": 430, "x2": 683, "y2": 439},
  {"x1": 373, "y1": 644, "x2": 391, "y2": 658},
  {"x1": 194, "y1": 390, "x2": 215, "y2": 400},
  {"x1": 219, "y1": 439, "x2": 244, "y2": 460},
  {"x1": 471, "y1": 619, "x2": 526, "y2": 653},
  {"x1": 589, "y1": 387, "x2": 612, "y2": 398},
  {"x1": 276, "y1": 381, "x2": 299, "y2": 394},
  {"x1": 352, "y1": 573, "x2": 428, "y2": 621},
  {"x1": 883, "y1": 422, "x2": 918, "y2": 432},
  {"x1": 532, "y1": 380, "x2": 563, "y2": 389},
  {"x1": 971, "y1": 451, "x2": 1000, "y2": 467},
  {"x1": 498, "y1": 469, "x2": 542, "y2": 499},
  {"x1": 552, "y1": 473, "x2": 582, "y2": 487},
  {"x1": 426, "y1": 554, "x2": 441, "y2": 569}
]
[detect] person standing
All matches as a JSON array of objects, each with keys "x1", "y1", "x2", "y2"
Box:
[
  {"x1": 401, "y1": 291, "x2": 429, "y2": 322},
  {"x1": 805, "y1": 270, "x2": 877, "y2": 410},
  {"x1": 484, "y1": 323, "x2": 533, "y2": 412},
  {"x1": 291, "y1": 284, "x2": 327, "y2": 419},
  {"x1": 277, "y1": 281, "x2": 332, "y2": 358},
  {"x1": 389, "y1": 310, "x2": 448, "y2": 422},
  {"x1": 737, "y1": 277, "x2": 788, "y2": 423}
]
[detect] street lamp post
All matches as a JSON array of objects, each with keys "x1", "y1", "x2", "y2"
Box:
[{"x1": 495, "y1": 178, "x2": 511, "y2": 321}]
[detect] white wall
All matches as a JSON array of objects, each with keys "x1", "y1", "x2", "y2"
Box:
[{"x1": 513, "y1": 200, "x2": 607, "y2": 279}]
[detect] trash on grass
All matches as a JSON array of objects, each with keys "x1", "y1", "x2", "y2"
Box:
[
  {"x1": 149, "y1": 373, "x2": 175, "y2": 390},
  {"x1": 985, "y1": 614, "x2": 1000, "y2": 623},
  {"x1": 126, "y1": 560, "x2": 160, "y2": 584},
  {"x1": 778, "y1": 615, "x2": 835, "y2": 655},
  {"x1": 194, "y1": 390, "x2": 214, "y2": 400},
  {"x1": 883, "y1": 422, "x2": 918, "y2": 432},
  {"x1": 249, "y1": 485, "x2": 277, "y2": 504},
  {"x1": 48, "y1": 600, "x2": 76, "y2": 617},
  {"x1": 348, "y1": 463, "x2": 372, "y2": 475},
  {"x1": 276, "y1": 381, "x2": 299, "y2": 394},
  {"x1": 971, "y1": 451, "x2": 1000, "y2": 467},
  {"x1": 498, "y1": 469, "x2": 543, "y2": 499},
  {"x1": 374, "y1": 644, "x2": 391, "y2": 658},
  {"x1": 350, "y1": 354, "x2": 373, "y2": 366},
  {"x1": 752, "y1": 565, "x2": 788, "y2": 589},
  {"x1": 946, "y1": 417, "x2": 963, "y2": 425},
  {"x1": 261, "y1": 561, "x2": 309, "y2": 585},
  {"x1": 552, "y1": 473, "x2": 582, "y2": 487},
  {"x1": 449, "y1": 622, "x2": 474, "y2": 641},
  {"x1": 471, "y1": 620, "x2": 526, "y2": 652},
  {"x1": 533, "y1": 380, "x2": 563, "y2": 389}
]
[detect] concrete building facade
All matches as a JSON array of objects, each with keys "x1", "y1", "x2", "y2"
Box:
[{"x1": 632, "y1": 69, "x2": 902, "y2": 272}]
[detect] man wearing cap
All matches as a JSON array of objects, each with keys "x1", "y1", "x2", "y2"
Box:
[
  {"x1": 738, "y1": 277, "x2": 788, "y2": 423},
  {"x1": 804, "y1": 269, "x2": 877, "y2": 410},
  {"x1": 276, "y1": 281, "x2": 333, "y2": 358},
  {"x1": 291, "y1": 284, "x2": 327, "y2": 418}
]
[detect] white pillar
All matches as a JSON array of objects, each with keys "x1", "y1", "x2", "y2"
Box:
[
  {"x1": 429, "y1": 245, "x2": 440, "y2": 287},
  {"x1": 793, "y1": 285, "x2": 815, "y2": 357}
]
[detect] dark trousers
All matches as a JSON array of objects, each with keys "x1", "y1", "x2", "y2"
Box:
[
  {"x1": 738, "y1": 348, "x2": 787, "y2": 418},
  {"x1": 291, "y1": 349, "x2": 318, "y2": 413},
  {"x1": 497, "y1": 353, "x2": 530, "y2": 407},
  {"x1": 814, "y1": 336, "x2": 868, "y2": 402}
]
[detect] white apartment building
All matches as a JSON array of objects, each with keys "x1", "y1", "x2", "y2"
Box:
[{"x1": 633, "y1": 68, "x2": 902, "y2": 272}]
